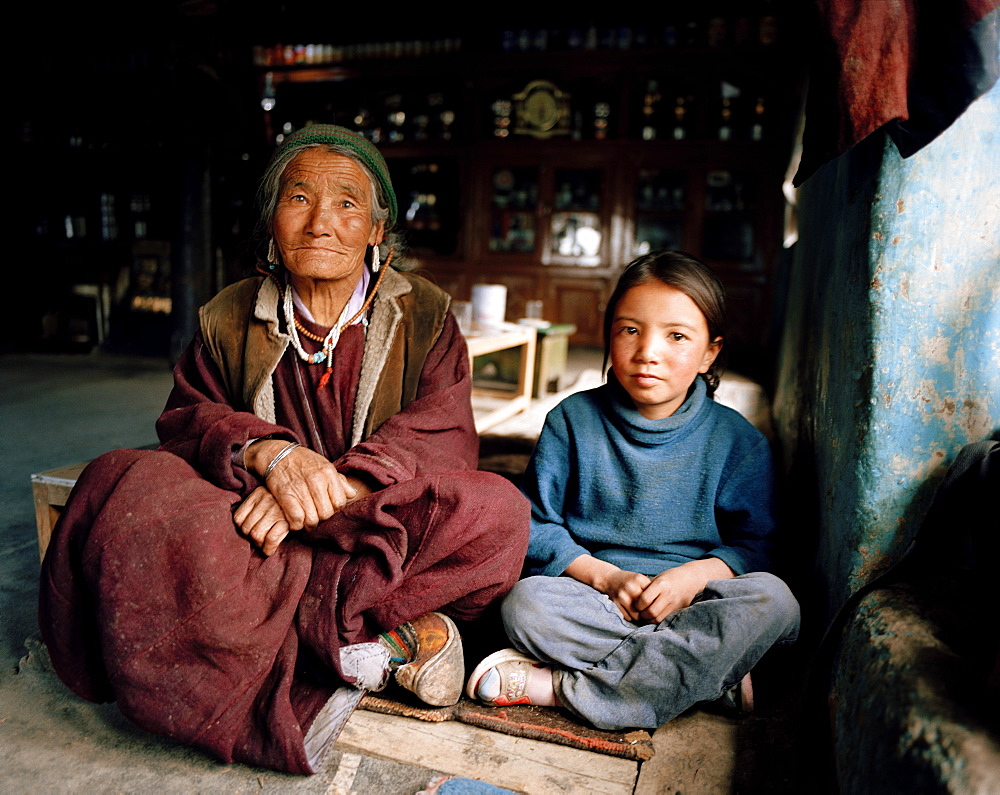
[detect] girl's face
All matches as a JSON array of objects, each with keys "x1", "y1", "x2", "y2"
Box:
[{"x1": 610, "y1": 280, "x2": 722, "y2": 420}]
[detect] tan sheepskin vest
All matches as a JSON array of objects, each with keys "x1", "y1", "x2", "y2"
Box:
[{"x1": 198, "y1": 268, "x2": 451, "y2": 447}]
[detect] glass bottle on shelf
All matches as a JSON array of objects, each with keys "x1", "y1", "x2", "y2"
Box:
[
  {"x1": 706, "y1": 170, "x2": 739, "y2": 212},
  {"x1": 718, "y1": 81, "x2": 741, "y2": 141},
  {"x1": 492, "y1": 99, "x2": 512, "y2": 138},
  {"x1": 733, "y1": 11, "x2": 753, "y2": 47},
  {"x1": 593, "y1": 101, "x2": 611, "y2": 140},
  {"x1": 759, "y1": 0, "x2": 779, "y2": 46},
  {"x1": 261, "y1": 72, "x2": 276, "y2": 112},
  {"x1": 706, "y1": 13, "x2": 728, "y2": 48},
  {"x1": 130, "y1": 192, "x2": 151, "y2": 239},
  {"x1": 100, "y1": 192, "x2": 118, "y2": 242},
  {"x1": 384, "y1": 94, "x2": 406, "y2": 143},
  {"x1": 641, "y1": 80, "x2": 661, "y2": 140},
  {"x1": 718, "y1": 97, "x2": 733, "y2": 141},
  {"x1": 672, "y1": 96, "x2": 688, "y2": 140},
  {"x1": 412, "y1": 94, "x2": 430, "y2": 142},
  {"x1": 427, "y1": 93, "x2": 456, "y2": 141},
  {"x1": 751, "y1": 96, "x2": 766, "y2": 141},
  {"x1": 681, "y1": 10, "x2": 702, "y2": 48},
  {"x1": 439, "y1": 109, "x2": 456, "y2": 141},
  {"x1": 663, "y1": 21, "x2": 679, "y2": 48}
]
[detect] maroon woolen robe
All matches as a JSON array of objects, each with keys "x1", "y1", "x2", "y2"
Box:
[{"x1": 39, "y1": 310, "x2": 529, "y2": 774}]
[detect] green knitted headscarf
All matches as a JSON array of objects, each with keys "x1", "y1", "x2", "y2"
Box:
[{"x1": 275, "y1": 124, "x2": 398, "y2": 227}]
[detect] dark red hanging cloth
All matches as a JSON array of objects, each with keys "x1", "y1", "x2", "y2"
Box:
[{"x1": 795, "y1": 0, "x2": 1000, "y2": 185}]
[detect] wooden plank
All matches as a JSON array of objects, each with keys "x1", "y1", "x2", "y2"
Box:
[
  {"x1": 466, "y1": 324, "x2": 537, "y2": 433},
  {"x1": 32, "y1": 462, "x2": 89, "y2": 488},
  {"x1": 634, "y1": 710, "x2": 738, "y2": 794},
  {"x1": 474, "y1": 395, "x2": 532, "y2": 433},
  {"x1": 337, "y1": 710, "x2": 638, "y2": 794},
  {"x1": 31, "y1": 462, "x2": 88, "y2": 562},
  {"x1": 464, "y1": 325, "x2": 536, "y2": 358}
]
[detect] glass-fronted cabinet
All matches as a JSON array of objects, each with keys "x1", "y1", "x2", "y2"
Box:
[
  {"x1": 631, "y1": 168, "x2": 687, "y2": 259},
  {"x1": 482, "y1": 161, "x2": 611, "y2": 269},
  {"x1": 489, "y1": 166, "x2": 539, "y2": 253},
  {"x1": 549, "y1": 168, "x2": 603, "y2": 265},
  {"x1": 389, "y1": 157, "x2": 460, "y2": 256},
  {"x1": 470, "y1": 158, "x2": 615, "y2": 344},
  {"x1": 701, "y1": 169, "x2": 756, "y2": 262}
]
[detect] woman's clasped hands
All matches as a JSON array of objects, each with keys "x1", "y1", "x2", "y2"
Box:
[{"x1": 234, "y1": 439, "x2": 371, "y2": 556}]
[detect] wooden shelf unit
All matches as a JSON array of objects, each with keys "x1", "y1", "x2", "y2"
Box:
[{"x1": 256, "y1": 24, "x2": 802, "y2": 359}]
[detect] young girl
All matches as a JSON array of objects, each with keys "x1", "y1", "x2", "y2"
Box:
[{"x1": 466, "y1": 250, "x2": 800, "y2": 730}]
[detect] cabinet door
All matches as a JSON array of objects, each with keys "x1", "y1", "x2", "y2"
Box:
[
  {"x1": 487, "y1": 165, "x2": 541, "y2": 256},
  {"x1": 545, "y1": 168, "x2": 608, "y2": 268},
  {"x1": 546, "y1": 276, "x2": 612, "y2": 346},
  {"x1": 482, "y1": 161, "x2": 613, "y2": 270},
  {"x1": 388, "y1": 157, "x2": 460, "y2": 256},
  {"x1": 630, "y1": 168, "x2": 689, "y2": 259},
  {"x1": 700, "y1": 169, "x2": 757, "y2": 262},
  {"x1": 415, "y1": 265, "x2": 468, "y2": 303}
]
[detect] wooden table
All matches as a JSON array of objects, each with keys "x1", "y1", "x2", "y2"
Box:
[{"x1": 464, "y1": 323, "x2": 537, "y2": 433}]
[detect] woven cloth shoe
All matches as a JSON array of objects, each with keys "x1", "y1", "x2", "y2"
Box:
[
  {"x1": 393, "y1": 612, "x2": 464, "y2": 707},
  {"x1": 466, "y1": 648, "x2": 544, "y2": 706}
]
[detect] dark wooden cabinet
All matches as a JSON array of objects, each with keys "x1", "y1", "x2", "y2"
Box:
[
  {"x1": 11, "y1": 6, "x2": 803, "y2": 361},
  {"x1": 403, "y1": 147, "x2": 789, "y2": 350},
  {"x1": 454, "y1": 151, "x2": 620, "y2": 340},
  {"x1": 254, "y1": 19, "x2": 802, "y2": 354}
]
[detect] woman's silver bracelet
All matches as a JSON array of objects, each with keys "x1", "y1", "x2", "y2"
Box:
[{"x1": 263, "y1": 442, "x2": 300, "y2": 479}]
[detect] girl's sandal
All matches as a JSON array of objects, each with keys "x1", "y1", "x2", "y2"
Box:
[
  {"x1": 466, "y1": 648, "x2": 544, "y2": 706},
  {"x1": 715, "y1": 671, "x2": 755, "y2": 716}
]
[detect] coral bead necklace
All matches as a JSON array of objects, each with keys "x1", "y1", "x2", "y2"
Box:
[{"x1": 262, "y1": 250, "x2": 393, "y2": 390}]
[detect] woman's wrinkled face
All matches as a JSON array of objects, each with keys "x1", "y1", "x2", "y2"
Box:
[
  {"x1": 610, "y1": 280, "x2": 721, "y2": 420},
  {"x1": 272, "y1": 149, "x2": 384, "y2": 285}
]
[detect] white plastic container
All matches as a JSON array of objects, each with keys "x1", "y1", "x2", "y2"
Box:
[{"x1": 471, "y1": 284, "x2": 507, "y2": 330}]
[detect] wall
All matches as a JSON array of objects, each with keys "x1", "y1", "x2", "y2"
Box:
[{"x1": 772, "y1": 78, "x2": 1000, "y2": 631}]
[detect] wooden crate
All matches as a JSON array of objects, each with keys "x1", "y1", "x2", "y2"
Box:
[{"x1": 31, "y1": 463, "x2": 87, "y2": 562}]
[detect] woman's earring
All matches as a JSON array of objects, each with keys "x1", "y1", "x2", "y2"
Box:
[
  {"x1": 267, "y1": 238, "x2": 278, "y2": 269},
  {"x1": 371, "y1": 244, "x2": 381, "y2": 273}
]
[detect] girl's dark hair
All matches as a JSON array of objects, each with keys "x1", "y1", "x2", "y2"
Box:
[{"x1": 603, "y1": 249, "x2": 727, "y2": 396}]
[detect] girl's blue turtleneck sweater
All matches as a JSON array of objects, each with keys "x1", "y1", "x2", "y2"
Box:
[{"x1": 522, "y1": 374, "x2": 777, "y2": 578}]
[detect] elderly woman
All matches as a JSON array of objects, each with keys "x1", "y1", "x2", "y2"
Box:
[{"x1": 39, "y1": 125, "x2": 530, "y2": 775}]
